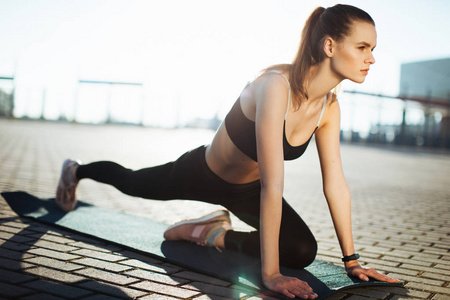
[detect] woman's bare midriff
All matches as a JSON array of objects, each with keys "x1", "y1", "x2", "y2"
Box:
[{"x1": 205, "y1": 122, "x2": 260, "y2": 184}]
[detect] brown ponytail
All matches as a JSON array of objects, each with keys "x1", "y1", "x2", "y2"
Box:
[{"x1": 290, "y1": 6, "x2": 326, "y2": 104}]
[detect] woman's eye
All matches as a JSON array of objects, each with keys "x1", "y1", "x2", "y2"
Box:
[{"x1": 358, "y1": 46, "x2": 365, "y2": 50}]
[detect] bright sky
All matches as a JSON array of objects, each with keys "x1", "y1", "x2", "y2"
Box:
[{"x1": 0, "y1": 0, "x2": 449, "y2": 127}]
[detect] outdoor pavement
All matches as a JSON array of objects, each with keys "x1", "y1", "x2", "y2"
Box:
[{"x1": 0, "y1": 118, "x2": 449, "y2": 300}]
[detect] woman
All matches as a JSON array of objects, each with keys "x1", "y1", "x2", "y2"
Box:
[{"x1": 56, "y1": 4, "x2": 399, "y2": 299}]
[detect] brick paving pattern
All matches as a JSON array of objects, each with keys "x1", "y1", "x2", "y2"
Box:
[{"x1": 0, "y1": 119, "x2": 449, "y2": 299}]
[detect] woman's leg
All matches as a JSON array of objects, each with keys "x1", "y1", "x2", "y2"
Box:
[
  {"x1": 223, "y1": 196, "x2": 317, "y2": 269},
  {"x1": 75, "y1": 146, "x2": 213, "y2": 201},
  {"x1": 156, "y1": 145, "x2": 318, "y2": 269},
  {"x1": 56, "y1": 146, "x2": 208, "y2": 212},
  {"x1": 68, "y1": 145, "x2": 317, "y2": 269},
  {"x1": 76, "y1": 161, "x2": 182, "y2": 200}
]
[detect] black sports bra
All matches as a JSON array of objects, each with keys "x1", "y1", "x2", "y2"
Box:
[{"x1": 224, "y1": 70, "x2": 327, "y2": 162}]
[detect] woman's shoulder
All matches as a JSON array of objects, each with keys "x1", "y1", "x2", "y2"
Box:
[
  {"x1": 238, "y1": 69, "x2": 291, "y2": 120},
  {"x1": 250, "y1": 70, "x2": 290, "y2": 100}
]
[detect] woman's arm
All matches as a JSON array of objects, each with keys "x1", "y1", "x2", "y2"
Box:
[
  {"x1": 254, "y1": 75, "x2": 317, "y2": 299},
  {"x1": 254, "y1": 75, "x2": 288, "y2": 279},
  {"x1": 315, "y1": 100, "x2": 354, "y2": 257},
  {"x1": 315, "y1": 99, "x2": 398, "y2": 283}
]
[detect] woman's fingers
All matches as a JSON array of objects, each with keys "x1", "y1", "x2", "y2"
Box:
[
  {"x1": 358, "y1": 271, "x2": 369, "y2": 281},
  {"x1": 281, "y1": 288, "x2": 295, "y2": 299},
  {"x1": 288, "y1": 281, "x2": 318, "y2": 299},
  {"x1": 294, "y1": 279, "x2": 318, "y2": 299},
  {"x1": 363, "y1": 268, "x2": 399, "y2": 283},
  {"x1": 265, "y1": 275, "x2": 318, "y2": 299},
  {"x1": 351, "y1": 266, "x2": 399, "y2": 283}
]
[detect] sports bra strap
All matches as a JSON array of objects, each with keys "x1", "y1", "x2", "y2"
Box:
[
  {"x1": 264, "y1": 70, "x2": 327, "y2": 124},
  {"x1": 266, "y1": 70, "x2": 291, "y2": 119},
  {"x1": 316, "y1": 94, "x2": 327, "y2": 127}
]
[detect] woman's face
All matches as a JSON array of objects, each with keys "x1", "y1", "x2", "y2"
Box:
[{"x1": 330, "y1": 21, "x2": 377, "y2": 83}]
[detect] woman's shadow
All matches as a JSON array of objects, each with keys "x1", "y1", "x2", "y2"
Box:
[
  {"x1": 1, "y1": 191, "x2": 266, "y2": 299},
  {"x1": 1, "y1": 192, "x2": 146, "y2": 299}
]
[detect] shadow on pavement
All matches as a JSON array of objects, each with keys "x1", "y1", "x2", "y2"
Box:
[{"x1": 0, "y1": 191, "x2": 261, "y2": 299}]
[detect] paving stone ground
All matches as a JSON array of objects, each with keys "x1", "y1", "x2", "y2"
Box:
[{"x1": 0, "y1": 118, "x2": 449, "y2": 300}]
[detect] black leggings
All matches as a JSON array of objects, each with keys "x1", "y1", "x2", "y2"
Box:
[{"x1": 76, "y1": 145, "x2": 317, "y2": 269}]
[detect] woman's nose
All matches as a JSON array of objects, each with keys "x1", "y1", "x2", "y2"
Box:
[{"x1": 366, "y1": 52, "x2": 375, "y2": 64}]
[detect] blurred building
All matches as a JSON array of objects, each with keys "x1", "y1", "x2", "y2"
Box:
[
  {"x1": 400, "y1": 58, "x2": 450, "y2": 99},
  {"x1": 398, "y1": 58, "x2": 450, "y2": 148}
]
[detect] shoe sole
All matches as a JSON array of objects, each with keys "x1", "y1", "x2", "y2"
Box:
[
  {"x1": 56, "y1": 159, "x2": 72, "y2": 201},
  {"x1": 56, "y1": 159, "x2": 79, "y2": 211},
  {"x1": 164, "y1": 210, "x2": 230, "y2": 233}
]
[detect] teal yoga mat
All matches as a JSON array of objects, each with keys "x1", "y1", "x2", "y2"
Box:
[{"x1": 2, "y1": 192, "x2": 402, "y2": 299}]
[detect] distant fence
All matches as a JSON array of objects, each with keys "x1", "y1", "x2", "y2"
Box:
[
  {"x1": 2, "y1": 80, "x2": 449, "y2": 149},
  {"x1": 75, "y1": 79, "x2": 144, "y2": 124},
  {"x1": 0, "y1": 76, "x2": 14, "y2": 118}
]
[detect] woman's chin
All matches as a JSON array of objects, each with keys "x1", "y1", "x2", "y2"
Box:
[{"x1": 349, "y1": 77, "x2": 366, "y2": 84}]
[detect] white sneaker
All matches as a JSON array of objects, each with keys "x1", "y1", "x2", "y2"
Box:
[
  {"x1": 55, "y1": 159, "x2": 81, "y2": 212},
  {"x1": 164, "y1": 210, "x2": 232, "y2": 250}
]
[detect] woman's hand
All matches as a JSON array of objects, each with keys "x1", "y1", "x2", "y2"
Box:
[
  {"x1": 263, "y1": 273, "x2": 318, "y2": 299},
  {"x1": 345, "y1": 261, "x2": 399, "y2": 283}
]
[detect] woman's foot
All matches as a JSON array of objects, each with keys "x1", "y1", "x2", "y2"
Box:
[
  {"x1": 164, "y1": 210, "x2": 232, "y2": 250},
  {"x1": 56, "y1": 159, "x2": 81, "y2": 212}
]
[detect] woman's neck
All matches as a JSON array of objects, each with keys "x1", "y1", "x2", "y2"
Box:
[{"x1": 305, "y1": 61, "x2": 342, "y2": 102}]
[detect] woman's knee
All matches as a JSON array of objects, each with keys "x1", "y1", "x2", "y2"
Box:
[{"x1": 279, "y1": 235, "x2": 318, "y2": 269}]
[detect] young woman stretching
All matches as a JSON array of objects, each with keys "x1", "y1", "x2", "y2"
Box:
[{"x1": 56, "y1": 4, "x2": 399, "y2": 299}]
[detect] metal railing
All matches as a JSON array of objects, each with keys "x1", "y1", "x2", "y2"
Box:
[{"x1": 341, "y1": 91, "x2": 450, "y2": 149}]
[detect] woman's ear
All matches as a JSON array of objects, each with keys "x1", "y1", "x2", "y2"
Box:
[{"x1": 324, "y1": 37, "x2": 335, "y2": 58}]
